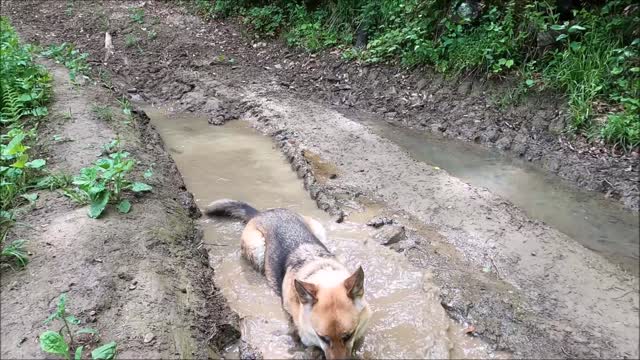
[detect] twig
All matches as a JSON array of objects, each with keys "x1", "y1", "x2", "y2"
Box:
[
  {"x1": 613, "y1": 290, "x2": 633, "y2": 300},
  {"x1": 490, "y1": 256, "x2": 503, "y2": 280}
]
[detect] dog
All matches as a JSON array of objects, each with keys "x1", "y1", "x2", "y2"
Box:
[{"x1": 205, "y1": 199, "x2": 371, "y2": 359}]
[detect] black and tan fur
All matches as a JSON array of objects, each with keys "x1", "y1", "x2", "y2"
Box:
[{"x1": 205, "y1": 199, "x2": 371, "y2": 359}]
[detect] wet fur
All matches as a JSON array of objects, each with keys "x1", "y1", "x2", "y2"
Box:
[{"x1": 205, "y1": 199, "x2": 370, "y2": 359}]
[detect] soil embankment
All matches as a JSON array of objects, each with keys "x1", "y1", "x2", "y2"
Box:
[{"x1": 0, "y1": 61, "x2": 239, "y2": 358}]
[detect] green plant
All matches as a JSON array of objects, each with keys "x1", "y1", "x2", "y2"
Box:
[
  {"x1": 40, "y1": 293, "x2": 117, "y2": 360},
  {"x1": 146, "y1": 29, "x2": 157, "y2": 40},
  {"x1": 129, "y1": 7, "x2": 145, "y2": 24},
  {"x1": 40, "y1": 43, "x2": 91, "y2": 83},
  {"x1": 70, "y1": 147, "x2": 152, "y2": 218},
  {"x1": 91, "y1": 105, "x2": 113, "y2": 122},
  {"x1": 1, "y1": 18, "x2": 52, "y2": 124},
  {"x1": 1, "y1": 217, "x2": 28, "y2": 268},
  {"x1": 117, "y1": 97, "x2": 132, "y2": 120},
  {"x1": 1, "y1": 128, "x2": 48, "y2": 211},
  {"x1": 244, "y1": 5, "x2": 283, "y2": 37},
  {"x1": 124, "y1": 34, "x2": 139, "y2": 48}
]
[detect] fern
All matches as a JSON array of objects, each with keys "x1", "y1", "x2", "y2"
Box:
[{"x1": 0, "y1": 85, "x2": 24, "y2": 124}]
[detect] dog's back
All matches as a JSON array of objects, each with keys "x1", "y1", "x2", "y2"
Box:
[{"x1": 253, "y1": 209, "x2": 333, "y2": 294}]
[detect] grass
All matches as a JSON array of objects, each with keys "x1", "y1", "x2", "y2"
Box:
[
  {"x1": 185, "y1": 0, "x2": 640, "y2": 151},
  {"x1": 124, "y1": 34, "x2": 139, "y2": 48},
  {"x1": 91, "y1": 105, "x2": 113, "y2": 122},
  {"x1": 129, "y1": 7, "x2": 145, "y2": 24}
]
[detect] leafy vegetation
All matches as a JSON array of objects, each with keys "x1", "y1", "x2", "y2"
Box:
[
  {"x1": 40, "y1": 293, "x2": 117, "y2": 360},
  {"x1": 41, "y1": 42, "x2": 91, "y2": 83},
  {"x1": 66, "y1": 140, "x2": 152, "y2": 218},
  {"x1": 185, "y1": 0, "x2": 639, "y2": 151},
  {"x1": 129, "y1": 7, "x2": 145, "y2": 24},
  {"x1": 1, "y1": 17, "x2": 54, "y2": 268}
]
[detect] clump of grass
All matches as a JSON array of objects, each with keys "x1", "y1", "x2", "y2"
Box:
[
  {"x1": 91, "y1": 105, "x2": 113, "y2": 122},
  {"x1": 124, "y1": 34, "x2": 139, "y2": 48},
  {"x1": 129, "y1": 7, "x2": 145, "y2": 24}
]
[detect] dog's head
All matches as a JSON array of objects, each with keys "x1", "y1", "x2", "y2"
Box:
[{"x1": 294, "y1": 266, "x2": 368, "y2": 359}]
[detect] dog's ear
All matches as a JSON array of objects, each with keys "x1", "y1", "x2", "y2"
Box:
[
  {"x1": 294, "y1": 279, "x2": 318, "y2": 305},
  {"x1": 344, "y1": 266, "x2": 364, "y2": 299}
]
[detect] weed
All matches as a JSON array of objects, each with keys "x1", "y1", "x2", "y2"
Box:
[
  {"x1": 40, "y1": 43, "x2": 91, "y2": 83},
  {"x1": 96, "y1": 68, "x2": 112, "y2": 89},
  {"x1": 147, "y1": 29, "x2": 158, "y2": 40},
  {"x1": 40, "y1": 293, "x2": 117, "y2": 360},
  {"x1": 117, "y1": 97, "x2": 132, "y2": 119},
  {"x1": 244, "y1": 5, "x2": 283, "y2": 37},
  {"x1": 91, "y1": 105, "x2": 113, "y2": 122},
  {"x1": 65, "y1": 1, "x2": 74, "y2": 17},
  {"x1": 63, "y1": 108, "x2": 73, "y2": 121},
  {"x1": 69, "y1": 143, "x2": 152, "y2": 218},
  {"x1": 124, "y1": 34, "x2": 139, "y2": 48},
  {"x1": 1, "y1": 128, "x2": 48, "y2": 210},
  {"x1": 129, "y1": 7, "x2": 145, "y2": 24},
  {"x1": 1, "y1": 219, "x2": 28, "y2": 268}
]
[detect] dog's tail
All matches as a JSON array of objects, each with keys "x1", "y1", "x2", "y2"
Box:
[{"x1": 204, "y1": 199, "x2": 259, "y2": 222}]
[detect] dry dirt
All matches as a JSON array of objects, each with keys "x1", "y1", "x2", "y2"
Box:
[{"x1": 2, "y1": 1, "x2": 639, "y2": 359}]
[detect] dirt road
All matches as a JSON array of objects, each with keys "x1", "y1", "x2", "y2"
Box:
[{"x1": 2, "y1": 1, "x2": 638, "y2": 359}]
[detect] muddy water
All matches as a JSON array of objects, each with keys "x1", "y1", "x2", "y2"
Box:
[
  {"x1": 145, "y1": 107, "x2": 507, "y2": 359},
  {"x1": 357, "y1": 118, "x2": 640, "y2": 274}
]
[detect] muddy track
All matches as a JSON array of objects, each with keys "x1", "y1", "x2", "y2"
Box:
[
  {"x1": 4, "y1": 1, "x2": 638, "y2": 212},
  {"x1": 3, "y1": 1, "x2": 639, "y2": 359}
]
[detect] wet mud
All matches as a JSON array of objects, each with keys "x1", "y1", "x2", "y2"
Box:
[{"x1": 146, "y1": 108, "x2": 507, "y2": 359}]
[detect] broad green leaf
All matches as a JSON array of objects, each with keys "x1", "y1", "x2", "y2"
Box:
[
  {"x1": 143, "y1": 168, "x2": 153, "y2": 179},
  {"x1": 550, "y1": 24, "x2": 566, "y2": 31},
  {"x1": 88, "y1": 191, "x2": 110, "y2": 218},
  {"x1": 91, "y1": 341, "x2": 117, "y2": 360},
  {"x1": 31, "y1": 107, "x2": 48, "y2": 117},
  {"x1": 2, "y1": 133, "x2": 25, "y2": 156},
  {"x1": 21, "y1": 193, "x2": 38, "y2": 202},
  {"x1": 568, "y1": 25, "x2": 586, "y2": 33},
  {"x1": 75, "y1": 346, "x2": 84, "y2": 360},
  {"x1": 555, "y1": 34, "x2": 568, "y2": 41},
  {"x1": 12, "y1": 154, "x2": 29, "y2": 169},
  {"x1": 505, "y1": 59, "x2": 514, "y2": 68},
  {"x1": 130, "y1": 182, "x2": 152, "y2": 192},
  {"x1": 525, "y1": 79, "x2": 535, "y2": 87},
  {"x1": 116, "y1": 199, "x2": 131, "y2": 214},
  {"x1": 39, "y1": 331, "x2": 69, "y2": 358},
  {"x1": 26, "y1": 159, "x2": 46, "y2": 169}
]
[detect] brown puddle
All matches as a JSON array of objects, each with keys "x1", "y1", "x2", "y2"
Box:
[{"x1": 145, "y1": 106, "x2": 508, "y2": 359}]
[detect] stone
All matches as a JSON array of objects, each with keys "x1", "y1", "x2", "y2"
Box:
[{"x1": 373, "y1": 225, "x2": 406, "y2": 245}]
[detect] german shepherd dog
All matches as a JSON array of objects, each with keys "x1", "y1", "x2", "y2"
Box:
[{"x1": 205, "y1": 199, "x2": 371, "y2": 359}]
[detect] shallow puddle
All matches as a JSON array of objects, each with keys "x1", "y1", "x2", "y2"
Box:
[
  {"x1": 145, "y1": 107, "x2": 507, "y2": 359},
  {"x1": 357, "y1": 118, "x2": 639, "y2": 274}
]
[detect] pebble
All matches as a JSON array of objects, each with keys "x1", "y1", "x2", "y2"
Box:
[{"x1": 143, "y1": 332, "x2": 155, "y2": 343}]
